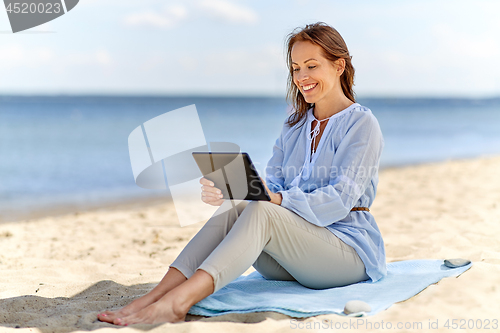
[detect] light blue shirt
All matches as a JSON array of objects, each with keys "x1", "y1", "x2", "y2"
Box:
[{"x1": 265, "y1": 102, "x2": 387, "y2": 282}]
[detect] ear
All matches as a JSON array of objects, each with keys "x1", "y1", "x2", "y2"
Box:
[{"x1": 335, "y1": 58, "x2": 346, "y2": 76}]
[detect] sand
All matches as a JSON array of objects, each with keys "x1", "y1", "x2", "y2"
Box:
[{"x1": 1, "y1": 155, "x2": 499, "y2": 333}]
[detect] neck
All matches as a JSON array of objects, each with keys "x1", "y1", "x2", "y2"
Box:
[{"x1": 313, "y1": 88, "x2": 354, "y2": 120}]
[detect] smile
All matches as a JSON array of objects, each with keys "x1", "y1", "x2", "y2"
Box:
[{"x1": 302, "y1": 83, "x2": 317, "y2": 92}]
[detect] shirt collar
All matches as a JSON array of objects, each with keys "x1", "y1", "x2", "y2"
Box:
[{"x1": 307, "y1": 103, "x2": 360, "y2": 122}]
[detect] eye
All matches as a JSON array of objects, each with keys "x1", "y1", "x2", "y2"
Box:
[
  {"x1": 292, "y1": 68, "x2": 299, "y2": 72},
  {"x1": 308, "y1": 65, "x2": 316, "y2": 69}
]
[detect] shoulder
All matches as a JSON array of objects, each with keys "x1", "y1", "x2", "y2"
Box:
[
  {"x1": 334, "y1": 104, "x2": 384, "y2": 150},
  {"x1": 341, "y1": 103, "x2": 382, "y2": 135},
  {"x1": 345, "y1": 104, "x2": 379, "y2": 125}
]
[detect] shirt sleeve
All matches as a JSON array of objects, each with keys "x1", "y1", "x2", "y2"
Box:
[
  {"x1": 265, "y1": 121, "x2": 287, "y2": 194},
  {"x1": 278, "y1": 111, "x2": 384, "y2": 227}
]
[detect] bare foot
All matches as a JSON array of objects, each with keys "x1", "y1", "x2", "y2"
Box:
[
  {"x1": 112, "y1": 269, "x2": 214, "y2": 326},
  {"x1": 97, "y1": 292, "x2": 160, "y2": 324},
  {"x1": 113, "y1": 293, "x2": 188, "y2": 326},
  {"x1": 98, "y1": 266, "x2": 188, "y2": 324}
]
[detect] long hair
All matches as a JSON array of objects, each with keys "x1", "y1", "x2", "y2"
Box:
[{"x1": 285, "y1": 22, "x2": 356, "y2": 127}]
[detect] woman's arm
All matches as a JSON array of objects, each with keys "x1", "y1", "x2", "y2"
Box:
[
  {"x1": 263, "y1": 124, "x2": 287, "y2": 205},
  {"x1": 265, "y1": 127, "x2": 287, "y2": 195},
  {"x1": 277, "y1": 111, "x2": 384, "y2": 227}
]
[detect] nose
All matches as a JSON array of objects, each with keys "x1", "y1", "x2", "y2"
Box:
[{"x1": 296, "y1": 71, "x2": 309, "y2": 84}]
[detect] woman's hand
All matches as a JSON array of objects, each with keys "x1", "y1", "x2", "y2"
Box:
[
  {"x1": 200, "y1": 177, "x2": 224, "y2": 206},
  {"x1": 260, "y1": 177, "x2": 282, "y2": 205}
]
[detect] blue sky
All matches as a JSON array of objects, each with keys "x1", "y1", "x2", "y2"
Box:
[{"x1": 1, "y1": 0, "x2": 499, "y2": 97}]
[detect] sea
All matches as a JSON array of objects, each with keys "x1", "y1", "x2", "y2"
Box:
[{"x1": 1, "y1": 95, "x2": 500, "y2": 221}]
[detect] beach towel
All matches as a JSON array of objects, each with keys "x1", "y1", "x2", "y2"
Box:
[{"x1": 187, "y1": 259, "x2": 472, "y2": 318}]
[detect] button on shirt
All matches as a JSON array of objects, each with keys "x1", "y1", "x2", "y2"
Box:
[{"x1": 265, "y1": 102, "x2": 387, "y2": 282}]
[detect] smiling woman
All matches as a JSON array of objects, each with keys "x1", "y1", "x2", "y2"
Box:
[
  {"x1": 97, "y1": 22, "x2": 386, "y2": 326},
  {"x1": 285, "y1": 22, "x2": 356, "y2": 126},
  {"x1": 264, "y1": 23, "x2": 386, "y2": 289}
]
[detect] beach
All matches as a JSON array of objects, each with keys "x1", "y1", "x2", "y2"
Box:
[{"x1": 1, "y1": 155, "x2": 499, "y2": 333}]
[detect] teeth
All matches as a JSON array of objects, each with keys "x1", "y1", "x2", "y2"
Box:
[{"x1": 303, "y1": 83, "x2": 316, "y2": 91}]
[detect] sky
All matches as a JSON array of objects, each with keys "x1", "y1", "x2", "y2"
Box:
[{"x1": 0, "y1": 0, "x2": 499, "y2": 97}]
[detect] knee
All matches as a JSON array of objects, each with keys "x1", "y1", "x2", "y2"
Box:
[
  {"x1": 244, "y1": 200, "x2": 274, "y2": 214},
  {"x1": 242, "y1": 201, "x2": 272, "y2": 220},
  {"x1": 242, "y1": 201, "x2": 286, "y2": 227}
]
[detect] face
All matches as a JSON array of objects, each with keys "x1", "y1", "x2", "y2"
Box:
[{"x1": 291, "y1": 41, "x2": 344, "y2": 105}]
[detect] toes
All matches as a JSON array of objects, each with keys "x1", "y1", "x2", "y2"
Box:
[
  {"x1": 98, "y1": 310, "x2": 115, "y2": 316},
  {"x1": 97, "y1": 313, "x2": 111, "y2": 323},
  {"x1": 113, "y1": 317, "x2": 129, "y2": 326},
  {"x1": 114, "y1": 315, "x2": 137, "y2": 326},
  {"x1": 97, "y1": 311, "x2": 119, "y2": 323}
]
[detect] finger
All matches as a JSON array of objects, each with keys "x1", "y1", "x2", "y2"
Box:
[
  {"x1": 202, "y1": 194, "x2": 224, "y2": 204},
  {"x1": 202, "y1": 190, "x2": 223, "y2": 199},
  {"x1": 212, "y1": 199, "x2": 225, "y2": 206},
  {"x1": 202, "y1": 185, "x2": 222, "y2": 194},
  {"x1": 200, "y1": 177, "x2": 215, "y2": 186},
  {"x1": 203, "y1": 196, "x2": 224, "y2": 206}
]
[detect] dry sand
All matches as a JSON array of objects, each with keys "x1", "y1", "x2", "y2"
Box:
[{"x1": 1, "y1": 155, "x2": 499, "y2": 333}]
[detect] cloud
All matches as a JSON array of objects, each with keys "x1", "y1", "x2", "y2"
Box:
[
  {"x1": 95, "y1": 50, "x2": 112, "y2": 65},
  {"x1": 198, "y1": 0, "x2": 258, "y2": 24},
  {"x1": 62, "y1": 50, "x2": 114, "y2": 69},
  {"x1": 431, "y1": 23, "x2": 500, "y2": 60},
  {"x1": 0, "y1": 45, "x2": 113, "y2": 70},
  {"x1": 200, "y1": 44, "x2": 284, "y2": 77},
  {"x1": 0, "y1": 45, "x2": 55, "y2": 67},
  {"x1": 123, "y1": 4, "x2": 187, "y2": 29},
  {"x1": 121, "y1": 1, "x2": 257, "y2": 30}
]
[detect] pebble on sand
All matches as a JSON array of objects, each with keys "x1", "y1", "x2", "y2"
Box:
[
  {"x1": 343, "y1": 300, "x2": 372, "y2": 315},
  {"x1": 444, "y1": 259, "x2": 471, "y2": 268}
]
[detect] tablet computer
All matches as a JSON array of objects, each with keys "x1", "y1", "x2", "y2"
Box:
[{"x1": 192, "y1": 152, "x2": 271, "y2": 201}]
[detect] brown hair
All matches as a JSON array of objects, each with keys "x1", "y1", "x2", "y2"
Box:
[{"x1": 285, "y1": 22, "x2": 356, "y2": 127}]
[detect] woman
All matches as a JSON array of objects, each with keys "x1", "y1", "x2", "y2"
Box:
[{"x1": 98, "y1": 21, "x2": 386, "y2": 326}]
